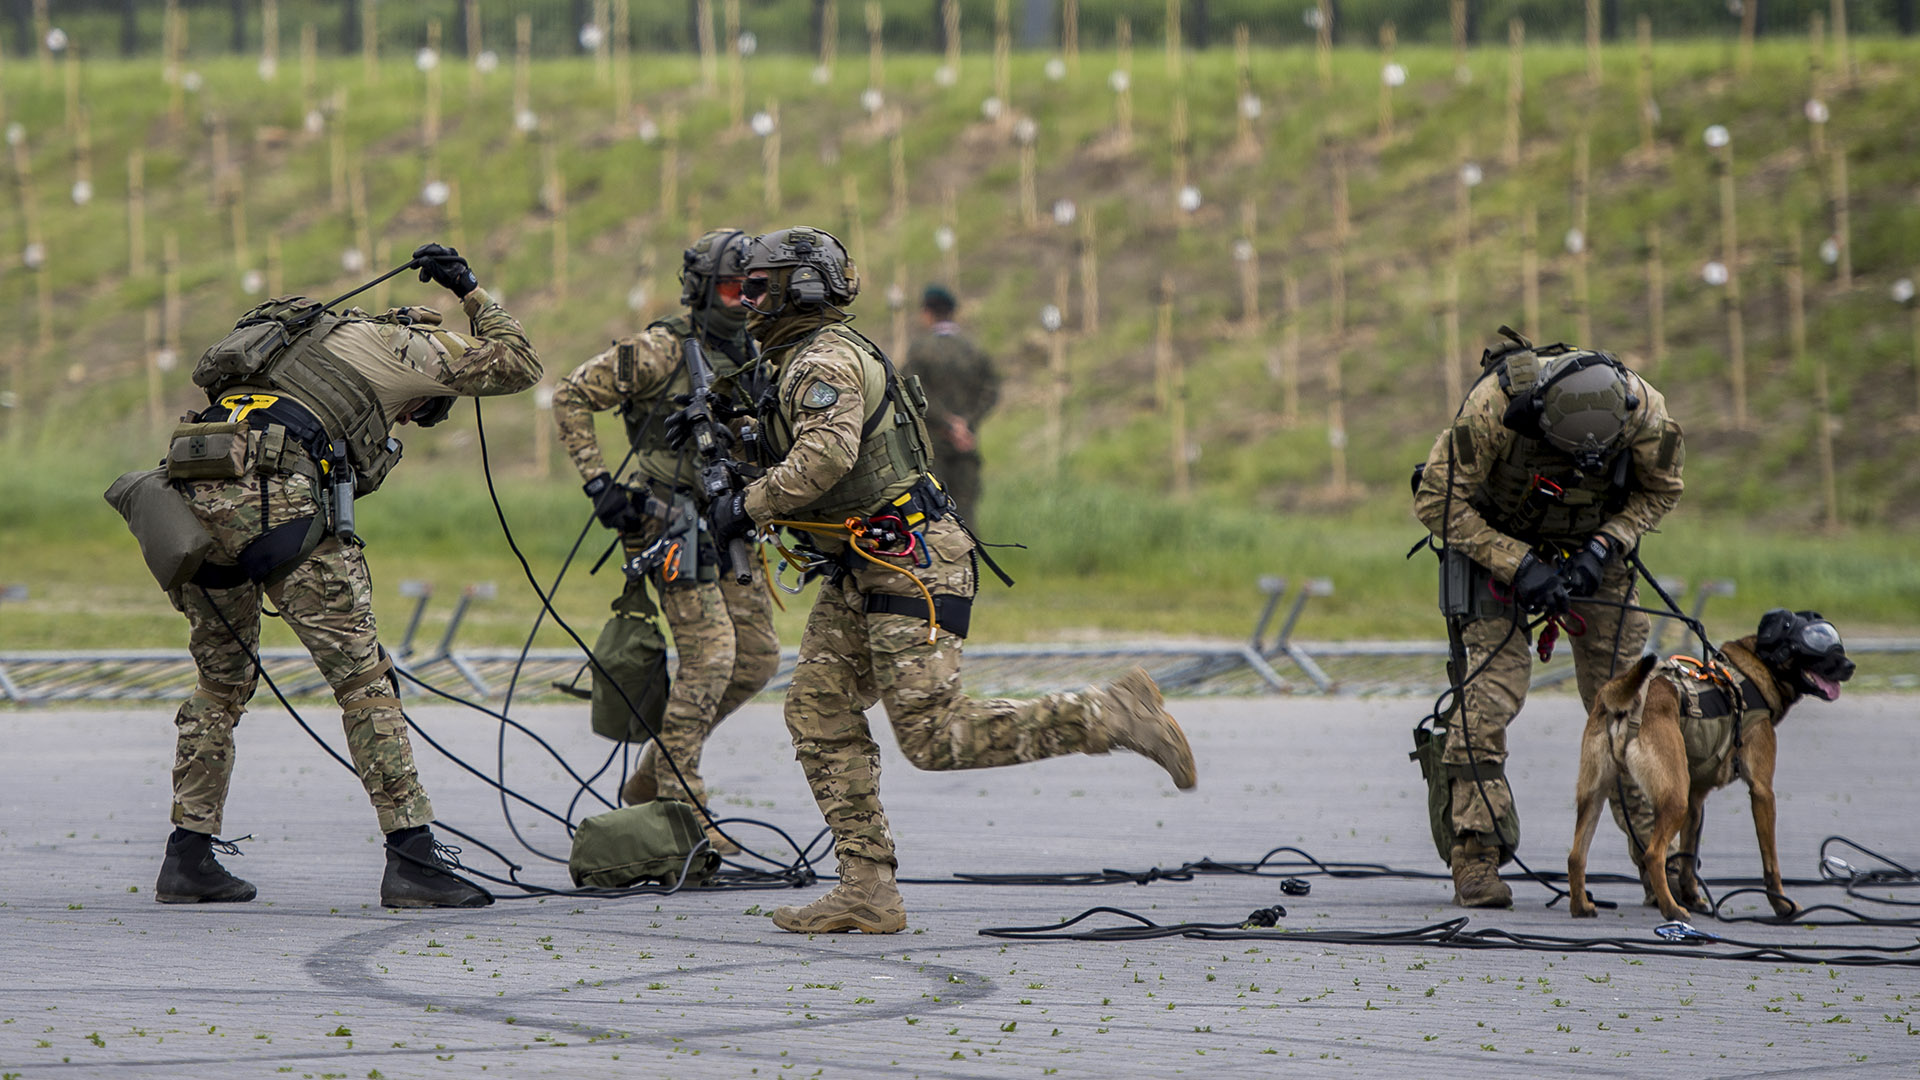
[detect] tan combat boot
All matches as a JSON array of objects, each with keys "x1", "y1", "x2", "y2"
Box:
[
  {"x1": 621, "y1": 741, "x2": 659, "y2": 806},
  {"x1": 769, "y1": 857, "x2": 907, "y2": 934},
  {"x1": 1097, "y1": 668, "x2": 1198, "y2": 790},
  {"x1": 1449, "y1": 838, "x2": 1513, "y2": 909}
]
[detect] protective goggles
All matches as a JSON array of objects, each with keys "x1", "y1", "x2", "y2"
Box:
[
  {"x1": 714, "y1": 277, "x2": 744, "y2": 303},
  {"x1": 1795, "y1": 619, "x2": 1843, "y2": 656},
  {"x1": 740, "y1": 275, "x2": 772, "y2": 302}
]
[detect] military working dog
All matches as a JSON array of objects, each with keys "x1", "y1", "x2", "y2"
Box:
[{"x1": 1566, "y1": 609, "x2": 1854, "y2": 921}]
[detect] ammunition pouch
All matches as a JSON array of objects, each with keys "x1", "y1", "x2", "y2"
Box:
[
  {"x1": 166, "y1": 421, "x2": 253, "y2": 480},
  {"x1": 567, "y1": 799, "x2": 720, "y2": 889},
  {"x1": 105, "y1": 468, "x2": 216, "y2": 591}
]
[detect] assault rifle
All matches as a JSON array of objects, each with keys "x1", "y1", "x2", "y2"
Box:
[{"x1": 680, "y1": 336, "x2": 756, "y2": 585}]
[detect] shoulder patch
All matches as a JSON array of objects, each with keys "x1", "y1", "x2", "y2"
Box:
[
  {"x1": 1451, "y1": 424, "x2": 1477, "y2": 468},
  {"x1": 801, "y1": 380, "x2": 841, "y2": 409}
]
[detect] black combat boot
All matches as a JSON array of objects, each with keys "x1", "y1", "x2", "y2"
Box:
[
  {"x1": 155, "y1": 828, "x2": 257, "y2": 904},
  {"x1": 380, "y1": 826, "x2": 493, "y2": 908}
]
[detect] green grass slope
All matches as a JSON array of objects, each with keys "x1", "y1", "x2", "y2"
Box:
[{"x1": 0, "y1": 40, "x2": 1917, "y2": 651}]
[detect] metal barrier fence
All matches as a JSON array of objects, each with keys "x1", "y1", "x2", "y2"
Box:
[{"x1": 5, "y1": 576, "x2": 1917, "y2": 706}]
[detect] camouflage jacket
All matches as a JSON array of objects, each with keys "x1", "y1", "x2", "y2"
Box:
[
  {"x1": 903, "y1": 324, "x2": 999, "y2": 443},
  {"x1": 1412, "y1": 368, "x2": 1685, "y2": 582},
  {"x1": 551, "y1": 319, "x2": 754, "y2": 486}
]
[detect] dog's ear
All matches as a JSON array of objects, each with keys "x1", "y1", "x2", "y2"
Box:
[{"x1": 1598, "y1": 653, "x2": 1660, "y2": 716}]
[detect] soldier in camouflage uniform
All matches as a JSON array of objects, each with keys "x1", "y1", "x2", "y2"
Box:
[
  {"x1": 700, "y1": 227, "x2": 1198, "y2": 934},
  {"x1": 902, "y1": 285, "x2": 1000, "y2": 521},
  {"x1": 155, "y1": 243, "x2": 540, "y2": 907},
  {"x1": 552, "y1": 228, "x2": 780, "y2": 854},
  {"x1": 1413, "y1": 330, "x2": 1684, "y2": 908}
]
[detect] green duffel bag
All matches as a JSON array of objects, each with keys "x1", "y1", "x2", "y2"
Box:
[
  {"x1": 576, "y1": 608, "x2": 670, "y2": 744},
  {"x1": 104, "y1": 467, "x2": 216, "y2": 591},
  {"x1": 569, "y1": 800, "x2": 719, "y2": 889}
]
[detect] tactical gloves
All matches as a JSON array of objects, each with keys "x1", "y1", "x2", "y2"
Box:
[
  {"x1": 583, "y1": 474, "x2": 645, "y2": 532},
  {"x1": 412, "y1": 243, "x2": 479, "y2": 299},
  {"x1": 662, "y1": 394, "x2": 744, "y2": 452},
  {"x1": 1512, "y1": 552, "x2": 1571, "y2": 615},
  {"x1": 1561, "y1": 536, "x2": 1612, "y2": 598},
  {"x1": 706, "y1": 491, "x2": 753, "y2": 545}
]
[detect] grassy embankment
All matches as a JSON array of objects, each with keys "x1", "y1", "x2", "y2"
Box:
[{"x1": 1, "y1": 41, "x2": 1917, "y2": 651}]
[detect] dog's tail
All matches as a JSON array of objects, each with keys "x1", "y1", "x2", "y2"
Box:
[{"x1": 1598, "y1": 652, "x2": 1661, "y2": 718}]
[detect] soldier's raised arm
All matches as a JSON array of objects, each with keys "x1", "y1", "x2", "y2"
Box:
[{"x1": 410, "y1": 243, "x2": 541, "y2": 397}]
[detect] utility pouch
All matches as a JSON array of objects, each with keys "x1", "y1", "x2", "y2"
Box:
[
  {"x1": 903, "y1": 372, "x2": 929, "y2": 412},
  {"x1": 104, "y1": 468, "x2": 215, "y2": 590},
  {"x1": 192, "y1": 320, "x2": 293, "y2": 389},
  {"x1": 587, "y1": 609, "x2": 670, "y2": 744},
  {"x1": 568, "y1": 800, "x2": 719, "y2": 889},
  {"x1": 166, "y1": 421, "x2": 253, "y2": 480},
  {"x1": 1438, "y1": 547, "x2": 1506, "y2": 619}
]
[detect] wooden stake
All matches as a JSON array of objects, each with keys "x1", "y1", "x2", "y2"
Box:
[
  {"x1": 465, "y1": 0, "x2": 482, "y2": 88},
  {"x1": 1315, "y1": 0, "x2": 1333, "y2": 89},
  {"x1": 614, "y1": 0, "x2": 631, "y2": 121},
  {"x1": 941, "y1": 0, "x2": 958, "y2": 80},
  {"x1": 841, "y1": 174, "x2": 867, "y2": 266},
  {"x1": 263, "y1": 0, "x2": 280, "y2": 74},
  {"x1": 1454, "y1": 137, "x2": 1473, "y2": 251},
  {"x1": 1378, "y1": 22, "x2": 1396, "y2": 140},
  {"x1": 301, "y1": 23, "x2": 318, "y2": 116},
  {"x1": 549, "y1": 159, "x2": 568, "y2": 303},
  {"x1": 1715, "y1": 136, "x2": 1747, "y2": 429},
  {"x1": 126, "y1": 150, "x2": 146, "y2": 276},
  {"x1": 725, "y1": 0, "x2": 744, "y2": 133},
  {"x1": 1046, "y1": 267, "x2": 1070, "y2": 478},
  {"x1": 1078, "y1": 210, "x2": 1099, "y2": 333},
  {"x1": 424, "y1": 20, "x2": 442, "y2": 147},
  {"x1": 1831, "y1": 0, "x2": 1854, "y2": 89},
  {"x1": 1237, "y1": 197, "x2": 1259, "y2": 334},
  {"x1": 163, "y1": 231, "x2": 181, "y2": 360},
  {"x1": 1808, "y1": 14, "x2": 1827, "y2": 161},
  {"x1": 1232, "y1": 25, "x2": 1257, "y2": 159},
  {"x1": 1585, "y1": 0, "x2": 1601, "y2": 88},
  {"x1": 165, "y1": 0, "x2": 184, "y2": 129},
  {"x1": 1831, "y1": 146, "x2": 1851, "y2": 288},
  {"x1": 329, "y1": 121, "x2": 347, "y2": 211},
  {"x1": 230, "y1": 185, "x2": 250, "y2": 273},
  {"x1": 1443, "y1": 260, "x2": 1463, "y2": 408},
  {"x1": 1018, "y1": 132, "x2": 1037, "y2": 228},
  {"x1": 940, "y1": 183, "x2": 959, "y2": 286},
  {"x1": 1164, "y1": 0, "x2": 1182, "y2": 83},
  {"x1": 1572, "y1": 129, "x2": 1592, "y2": 344},
  {"x1": 1171, "y1": 93, "x2": 1189, "y2": 227},
  {"x1": 762, "y1": 100, "x2": 781, "y2": 213},
  {"x1": 994, "y1": 0, "x2": 1011, "y2": 106},
  {"x1": 1114, "y1": 17, "x2": 1134, "y2": 147},
  {"x1": 1637, "y1": 15, "x2": 1656, "y2": 156},
  {"x1": 888, "y1": 116, "x2": 907, "y2": 223},
  {"x1": 1155, "y1": 273, "x2": 1191, "y2": 497},
  {"x1": 362, "y1": 0, "x2": 379, "y2": 85},
  {"x1": 1788, "y1": 223, "x2": 1839, "y2": 530},
  {"x1": 513, "y1": 13, "x2": 532, "y2": 137},
  {"x1": 1522, "y1": 203, "x2": 1540, "y2": 337},
  {"x1": 1331, "y1": 144, "x2": 1350, "y2": 247},
  {"x1": 819, "y1": 0, "x2": 838, "y2": 78},
  {"x1": 1452, "y1": 0, "x2": 1468, "y2": 77},
  {"x1": 145, "y1": 308, "x2": 164, "y2": 438},
  {"x1": 593, "y1": 0, "x2": 611, "y2": 86},
  {"x1": 1645, "y1": 226, "x2": 1666, "y2": 376},
  {"x1": 1327, "y1": 250, "x2": 1348, "y2": 496},
  {"x1": 698, "y1": 0, "x2": 718, "y2": 94},
  {"x1": 660, "y1": 108, "x2": 680, "y2": 222},
  {"x1": 372, "y1": 239, "x2": 392, "y2": 311},
  {"x1": 1279, "y1": 273, "x2": 1300, "y2": 426},
  {"x1": 866, "y1": 1, "x2": 885, "y2": 93},
  {"x1": 1064, "y1": 0, "x2": 1079, "y2": 74},
  {"x1": 1503, "y1": 18, "x2": 1524, "y2": 166},
  {"x1": 267, "y1": 233, "x2": 284, "y2": 296},
  {"x1": 32, "y1": 0, "x2": 50, "y2": 77},
  {"x1": 1738, "y1": 0, "x2": 1758, "y2": 76}
]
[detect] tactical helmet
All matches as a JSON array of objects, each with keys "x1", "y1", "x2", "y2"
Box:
[
  {"x1": 740, "y1": 226, "x2": 860, "y2": 314},
  {"x1": 1531, "y1": 352, "x2": 1640, "y2": 473},
  {"x1": 680, "y1": 228, "x2": 751, "y2": 309}
]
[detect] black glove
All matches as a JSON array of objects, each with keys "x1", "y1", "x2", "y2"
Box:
[
  {"x1": 583, "y1": 473, "x2": 644, "y2": 532},
  {"x1": 1512, "y1": 552, "x2": 1570, "y2": 615},
  {"x1": 706, "y1": 491, "x2": 753, "y2": 545},
  {"x1": 412, "y1": 242, "x2": 479, "y2": 299},
  {"x1": 1561, "y1": 536, "x2": 1612, "y2": 599},
  {"x1": 663, "y1": 404, "x2": 738, "y2": 453}
]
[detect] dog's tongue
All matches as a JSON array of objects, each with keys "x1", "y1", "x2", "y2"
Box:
[{"x1": 1807, "y1": 671, "x2": 1842, "y2": 701}]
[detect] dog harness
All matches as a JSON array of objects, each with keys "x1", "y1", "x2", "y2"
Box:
[{"x1": 1663, "y1": 656, "x2": 1776, "y2": 787}]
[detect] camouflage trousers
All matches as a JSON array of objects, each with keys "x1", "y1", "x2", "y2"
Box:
[
  {"x1": 165, "y1": 472, "x2": 433, "y2": 836},
  {"x1": 1445, "y1": 557, "x2": 1650, "y2": 854},
  {"x1": 627, "y1": 539, "x2": 781, "y2": 805},
  {"x1": 784, "y1": 517, "x2": 1107, "y2": 867}
]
